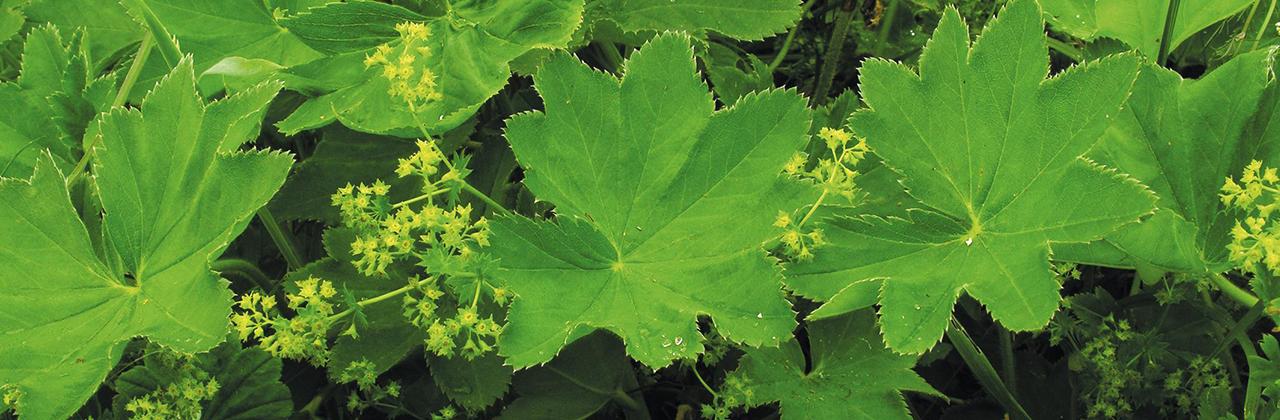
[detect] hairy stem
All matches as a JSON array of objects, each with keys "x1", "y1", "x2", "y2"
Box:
[{"x1": 811, "y1": 0, "x2": 856, "y2": 106}]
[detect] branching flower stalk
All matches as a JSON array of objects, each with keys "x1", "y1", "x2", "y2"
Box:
[{"x1": 774, "y1": 127, "x2": 869, "y2": 260}]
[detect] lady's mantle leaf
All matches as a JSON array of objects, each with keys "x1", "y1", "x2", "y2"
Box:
[
  {"x1": 0, "y1": 58, "x2": 292, "y2": 420},
  {"x1": 1039, "y1": 0, "x2": 1254, "y2": 57},
  {"x1": 499, "y1": 332, "x2": 643, "y2": 419},
  {"x1": 490, "y1": 33, "x2": 812, "y2": 369},
  {"x1": 276, "y1": 0, "x2": 585, "y2": 136},
  {"x1": 728, "y1": 311, "x2": 939, "y2": 419},
  {"x1": 1056, "y1": 50, "x2": 1276, "y2": 273},
  {"x1": 584, "y1": 0, "x2": 802, "y2": 41},
  {"x1": 786, "y1": 0, "x2": 1156, "y2": 354}
]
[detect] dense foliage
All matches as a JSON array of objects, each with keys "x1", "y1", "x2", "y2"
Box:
[{"x1": 1, "y1": 0, "x2": 1279, "y2": 418}]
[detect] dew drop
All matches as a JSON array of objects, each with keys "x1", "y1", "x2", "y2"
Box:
[
  {"x1": 674, "y1": 336, "x2": 684, "y2": 346},
  {"x1": 756, "y1": 313, "x2": 764, "y2": 319},
  {"x1": 964, "y1": 237, "x2": 974, "y2": 246}
]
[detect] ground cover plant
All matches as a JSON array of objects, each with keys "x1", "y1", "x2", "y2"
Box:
[{"x1": 1, "y1": 0, "x2": 1280, "y2": 418}]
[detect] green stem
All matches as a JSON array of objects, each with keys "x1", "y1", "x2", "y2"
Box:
[
  {"x1": 1156, "y1": 0, "x2": 1181, "y2": 65},
  {"x1": 1253, "y1": 0, "x2": 1279, "y2": 52},
  {"x1": 120, "y1": 0, "x2": 181, "y2": 67},
  {"x1": 1241, "y1": 330, "x2": 1265, "y2": 419},
  {"x1": 797, "y1": 189, "x2": 828, "y2": 228},
  {"x1": 946, "y1": 319, "x2": 1031, "y2": 420},
  {"x1": 1209, "y1": 272, "x2": 1260, "y2": 307},
  {"x1": 211, "y1": 258, "x2": 274, "y2": 292},
  {"x1": 812, "y1": 0, "x2": 856, "y2": 106},
  {"x1": 998, "y1": 328, "x2": 1017, "y2": 398},
  {"x1": 873, "y1": 0, "x2": 900, "y2": 57},
  {"x1": 256, "y1": 208, "x2": 303, "y2": 270},
  {"x1": 66, "y1": 35, "x2": 153, "y2": 185},
  {"x1": 326, "y1": 273, "x2": 475, "y2": 323},
  {"x1": 767, "y1": 21, "x2": 803, "y2": 74},
  {"x1": 461, "y1": 182, "x2": 511, "y2": 215},
  {"x1": 767, "y1": 0, "x2": 817, "y2": 74},
  {"x1": 391, "y1": 187, "x2": 450, "y2": 209},
  {"x1": 690, "y1": 365, "x2": 718, "y2": 398},
  {"x1": 1046, "y1": 37, "x2": 1084, "y2": 62}
]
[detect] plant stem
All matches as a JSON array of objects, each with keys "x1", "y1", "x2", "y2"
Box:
[
  {"x1": 812, "y1": 0, "x2": 856, "y2": 106},
  {"x1": 211, "y1": 258, "x2": 274, "y2": 292},
  {"x1": 873, "y1": 0, "x2": 900, "y2": 57},
  {"x1": 1156, "y1": 0, "x2": 1181, "y2": 65},
  {"x1": 1046, "y1": 37, "x2": 1084, "y2": 62},
  {"x1": 1209, "y1": 272, "x2": 1260, "y2": 307},
  {"x1": 768, "y1": 22, "x2": 803, "y2": 74},
  {"x1": 690, "y1": 365, "x2": 718, "y2": 397},
  {"x1": 1253, "y1": 0, "x2": 1279, "y2": 52},
  {"x1": 797, "y1": 190, "x2": 828, "y2": 228},
  {"x1": 461, "y1": 181, "x2": 511, "y2": 215},
  {"x1": 768, "y1": 0, "x2": 816, "y2": 74},
  {"x1": 391, "y1": 187, "x2": 450, "y2": 209},
  {"x1": 66, "y1": 35, "x2": 153, "y2": 186},
  {"x1": 998, "y1": 328, "x2": 1017, "y2": 398},
  {"x1": 946, "y1": 319, "x2": 1031, "y2": 420},
  {"x1": 257, "y1": 207, "x2": 304, "y2": 270},
  {"x1": 120, "y1": 0, "x2": 181, "y2": 67}
]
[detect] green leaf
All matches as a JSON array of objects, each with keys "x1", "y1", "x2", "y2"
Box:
[
  {"x1": 1040, "y1": 0, "x2": 1254, "y2": 57},
  {"x1": 269, "y1": 127, "x2": 419, "y2": 223},
  {"x1": 24, "y1": 0, "x2": 143, "y2": 63},
  {"x1": 490, "y1": 33, "x2": 811, "y2": 368},
  {"x1": 701, "y1": 42, "x2": 773, "y2": 105},
  {"x1": 277, "y1": 0, "x2": 584, "y2": 136},
  {"x1": 294, "y1": 227, "x2": 426, "y2": 376},
  {"x1": 500, "y1": 332, "x2": 645, "y2": 420},
  {"x1": 280, "y1": 0, "x2": 431, "y2": 55},
  {"x1": 728, "y1": 310, "x2": 938, "y2": 419},
  {"x1": 0, "y1": 25, "x2": 115, "y2": 178},
  {"x1": 430, "y1": 352, "x2": 513, "y2": 412},
  {"x1": 0, "y1": 58, "x2": 292, "y2": 420},
  {"x1": 1055, "y1": 50, "x2": 1274, "y2": 272},
  {"x1": 132, "y1": 0, "x2": 323, "y2": 100},
  {"x1": 785, "y1": 0, "x2": 1155, "y2": 354},
  {"x1": 114, "y1": 341, "x2": 293, "y2": 420},
  {"x1": 584, "y1": 0, "x2": 801, "y2": 41}
]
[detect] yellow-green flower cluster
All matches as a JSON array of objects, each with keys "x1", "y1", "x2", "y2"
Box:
[
  {"x1": 397, "y1": 139, "x2": 446, "y2": 179},
  {"x1": 424, "y1": 305, "x2": 503, "y2": 361},
  {"x1": 124, "y1": 360, "x2": 220, "y2": 420},
  {"x1": 401, "y1": 275, "x2": 447, "y2": 339},
  {"x1": 333, "y1": 180, "x2": 391, "y2": 233},
  {"x1": 1, "y1": 384, "x2": 21, "y2": 413},
  {"x1": 1223, "y1": 160, "x2": 1280, "y2": 274},
  {"x1": 704, "y1": 373, "x2": 755, "y2": 420},
  {"x1": 364, "y1": 21, "x2": 442, "y2": 106},
  {"x1": 784, "y1": 127, "x2": 870, "y2": 201},
  {"x1": 773, "y1": 211, "x2": 825, "y2": 261},
  {"x1": 338, "y1": 359, "x2": 402, "y2": 413},
  {"x1": 232, "y1": 277, "x2": 340, "y2": 366}
]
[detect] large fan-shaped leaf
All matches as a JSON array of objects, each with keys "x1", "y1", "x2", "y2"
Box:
[
  {"x1": 0, "y1": 58, "x2": 291, "y2": 420},
  {"x1": 490, "y1": 33, "x2": 812, "y2": 368},
  {"x1": 786, "y1": 0, "x2": 1155, "y2": 354}
]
